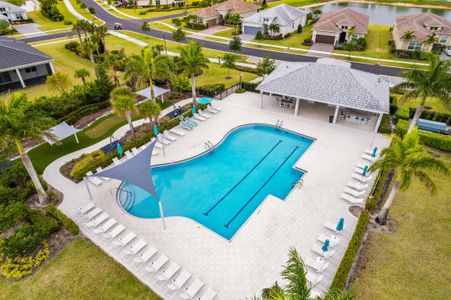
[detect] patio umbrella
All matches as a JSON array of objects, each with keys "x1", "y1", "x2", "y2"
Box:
[
  {"x1": 336, "y1": 218, "x2": 345, "y2": 232},
  {"x1": 321, "y1": 239, "x2": 330, "y2": 253},
  {"x1": 116, "y1": 143, "x2": 123, "y2": 156},
  {"x1": 197, "y1": 97, "x2": 213, "y2": 105},
  {"x1": 372, "y1": 147, "x2": 378, "y2": 157},
  {"x1": 153, "y1": 124, "x2": 159, "y2": 137},
  {"x1": 362, "y1": 165, "x2": 369, "y2": 177}
]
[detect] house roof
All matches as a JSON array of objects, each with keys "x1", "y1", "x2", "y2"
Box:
[
  {"x1": 313, "y1": 8, "x2": 368, "y2": 34},
  {"x1": 243, "y1": 4, "x2": 307, "y2": 26},
  {"x1": 395, "y1": 13, "x2": 451, "y2": 41},
  {"x1": 257, "y1": 58, "x2": 389, "y2": 114},
  {"x1": 191, "y1": 0, "x2": 259, "y2": 18},
  {"x1": 0, "y1": 1, "x2": 26, "y2": 13},
  {"x1": 0, "y1": 38, "x2": 52, "y2": 71}
]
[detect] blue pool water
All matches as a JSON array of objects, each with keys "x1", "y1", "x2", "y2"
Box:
[{"x1": 118, "y1": 124, "x2": 314, "y2": 240}]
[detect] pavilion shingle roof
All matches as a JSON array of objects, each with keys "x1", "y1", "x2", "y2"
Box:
[
  {"x1": 257, "y1": 59, "x2": 389, "y2": 114},
  {"x1": 0, "y1": 38, "x2": 52, "y2": 71},
  {"x1": 313, "y1": 8, "x2": 368, "y2": 34}
]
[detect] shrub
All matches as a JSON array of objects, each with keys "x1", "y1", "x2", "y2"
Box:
[
  {"x1": 197, "y1": 84, "x2": 225, "y2": 97},
  {"x1": 234, "y1": 64, "x2": 258, "y2": 74},
  {"x1": 378, "y1": 114, "x2": 391, "y2": 134},
  {"x1": 88, "y1": 6, "x2": 96, "y2": 14},
  {"x1": 28, "y1": 210, "x2": 60, "y2": 239},
  {"x1": 58, "y1": 101, "x2": 110, "y2": 124},
  {"x1": 241, "y1": 81, "x2": 258, "y2": 92},
  {"x1": 65, "y1": 41, "x2": 80, "y2": 54},
  {"x1": 328, "y1": 210, "x2": 370, "y2": 292},
  {"x1": 235, "y1": 88, "x2": 246, "y2": 94},
  {"x1": 255, "y1": 30, "x2": 263, "y2": 40},
  {"x1": 0, "y1": 226, "x2": 43, "y2": 258},
  {"x1": 63, "y1": 20, "x2": 72, "y2": 25},
  {"x1": 394, "y1": 107, "x2": 410, "y2": 122},
  {"x1": 419, "y1": 131, "x2": 451, "y2": 152},
  {"x1": 407, "y1": 107, "x2": 451, "y2": 124},
  {"x1": 185, "y1": 22, "x2": 206, "y2": 30},
  {"x1": 172, "y1": 18, "x2": 182, "y2": 26},
  {"x1": 297, "y1": 24, "x2": 302, "y2": 33},
  {"x1": 139, "y1": 11, "x2": 146, "y2": 15},
  {"x1": 396, "y1": 119, "x2": 409, "y2": 137},
  {"x1": 70, "y1": 150, "x2": 109, "y2": 181},
  {"x1": 45, "y1": 205, "x2": 80, "y2": 235},
  {"x1": 0, "y1": 202, "x2": 28, "y2": 232},
  {"x1": 302, "y1": 37, "x2": 313, "y2": 46}
]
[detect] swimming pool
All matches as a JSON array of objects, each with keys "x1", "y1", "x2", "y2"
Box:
[{"x1": 118, "y1": 124, "x2": 314, "y2": 240}]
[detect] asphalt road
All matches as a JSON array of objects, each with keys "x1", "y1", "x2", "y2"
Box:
[{"x1": 23, "y1": 0, "x2": 405, "y2": 76}]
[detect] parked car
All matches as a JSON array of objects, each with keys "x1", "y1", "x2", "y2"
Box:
[{"x1": 445, "y1": 47, "x2": 451, "y2": 56}]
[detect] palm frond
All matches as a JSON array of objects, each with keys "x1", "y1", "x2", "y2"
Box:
[{"x1": 414, "y1": 170, "x2": 437, "y2": 194}]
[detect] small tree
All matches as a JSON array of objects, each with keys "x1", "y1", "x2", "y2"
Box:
[
  {"x1": 110, "y1": 87, "x2": 137, "y2": 138},
  {"x1": 255, "y1": 30, "x2": 263, "y2": 40},
  {"x1": 256, "y1": 55, "x2": 276, "y2": 77},
  {"x1": 229, "y1": 36, "x2": 242, "y2": 51},
  {"x1": 47, "y1": 72, "x2": 71, "y2": 94},
  {"x1": 78, "y1": 40, "x2": 97, "y2": 64},
  {"x1": 297, "y1": 24, "x2": 303, "y2": 33},
  {"x1": 401, "y1": 30, "x2": 415, "y2": 48},
  {"x1": 139, "y1": 100, "x2": 161, "y2": 127},
  {"x1": 74, "y1": 68, "x2": 90, "y2": 84},
  {"x1": 424, "y1": 33, "x2": 438, "y2": 51},
  {"x1": 173, "y1": 28, "x2": 186, "y2": 45},
  {"x1": 312, "y1": 8, "x2": 322, "y2": 18},
  {"x1": 268, "y1": 23, "x2": 280, "y2": 37},
  {"x1": 221, "y1": 53, "x2": 237, "y2": 79},
  {"x1": 141, "y1": 21, "x2": 150, "y2": 32}
]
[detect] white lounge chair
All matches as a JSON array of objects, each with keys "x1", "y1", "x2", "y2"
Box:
[
  {"x1": 209, "y1": 104, "x2": 222, "y2": 112},
  {"x1": 193, "y1": 113, "x2": 206, "y2": 121},
  {"x1": 198, "y1": 288, "x2": 217, "y2": 300},
  {"x1": 125, "y1": 150, "x2": 134, "y2": 159},
  {"x1": 133, "y1": 246, "x2": 157, "y2": 266},
  {"x1": 180, "y1": 278, "x2": 204, "y2": 299},
  {"x1": 306, "y1": 271, "x2": 323, "y2": 286},
  {"x1": 164, "y1": 130, "x2": 177, "y2": 142},
  {"x1": 310, "y1": 289, "x2": 324, "y2": 299},
  {"x1": 355, "y1": 167, "x2": 370, "y2": 175},
  {"x1": 145, "y1": 255, "x2": 168, "y2": 273},
  {"x1": 113, "y1": 157, "x2": 122, "y2": 166},
  {"x1": 103, "y1": 224, "x2": 125, "y2": 240},
  {"x1": 347, "y1": 181, "x2": 368, "y2": 191},
  {"x1": 112, "y1": 232, "x2": 136, "y2": 249},
  {"x1": 344, "y1": 187, "x2": 366, "y2": 197},
  {"x1": 311, "y1": 244, "x2": 336, "y2": 258},
  {"x1": 169, "y1": 127, "x2": 187, "y2": 136},
  {"x1": 93, "y1": 218, "x2": 117, "y2": 234},
  {"x1": 305, "y1": 256, "x2": 329, "y2": 272},
  {"x1": 131, "y1": 147, "x2": 140, "y2": 156},
  {"x1": 317, "y1": 233, "x2": 340, "y2": 247},
  {"x1": 352, "y1": 173, "x2": 373, "y2": 182},
  {"x1": 86, "y1": 171, "x2": 103, "y2": 186},
  {"x1": 206, "y1": 105, "x2": 219, "y2": 114},
  {"x1": 356, "y1": 162, "x2": 369, "y2": 170},
  {"x1": 199, "y1": 110, "x2": 210, "y2": 118},
  {"x1": 167, "y1": 270, "x2": 191, "y2": 291},
  {"x1": 79, "y1": 202, "x2": 95, "y2": 215},
  {"x1": 96, "y1": 167, "x2": 110, "y2": 181},
  {"x1": 325, "y1": 221, "x2": 346, "y2": 234},
  {"x1": 365, "y1": 148, "x2": 379, "y2": 157},
  {"x1": 362, "y1": 153, "x2": 376, "y2": 161},
  {"x1": 84, "y1": 212, "x2": 109, "y2": 228},
  {"x1": 158, "y1": 134, "x2": 171, "y2": 145},
  {"x1": 123, "y1": 239, "x2": 147, "y2": 256},
  {"x1": 82, "y1": 207, "x2": 102, "y2": 221},
  {"x1": 156, "y1": 262, "x2": 180, "y2": 282},
  {"x1": 340, "y1": 193, "x2": 364, "y2": 205}
]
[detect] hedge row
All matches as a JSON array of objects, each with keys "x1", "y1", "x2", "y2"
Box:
[
  {"x1": 57, "y1": 101, "x2": 110, "y2": 125},
  {"x1": 407, "y1": 107, "x2": 451, "y2": 125},
  {"x1": 394, "y1": 107, "x2": 410, "y2": 122},
  {"x1": 397, "y1": 119, "x2": 451, "y2": 152},
  {"x1": 378, "y1": 114, "x2": 391, "y2": 134},
  {"x1": 241, "y1": 81, "x2": 258, "y2": 92},
  {"x1": 197, "y1": 84, "x2": 225, "y2": 97},
  {"x1": 327, "y1": 210, "x2": 370, "y2": 292},
  {"x1": 365, "y1": 168, "x2": 390, "y2": 211},
  {"x1": 45, "y1": 205, "x2": 80, "y2": 235},
  {"x1": 234, "y1": 64, "x2": 258, "y2": 74}
]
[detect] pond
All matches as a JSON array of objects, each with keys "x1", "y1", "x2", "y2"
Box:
[{"x1": 309, "y1": 2, "x2": 451, "y2": 24}]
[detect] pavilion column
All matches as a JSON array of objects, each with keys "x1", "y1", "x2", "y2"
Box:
[
  {"x1": 294, "y1": 98, "x2": 300, "y2": 116},
  {"x1": 15, "y1": 69, "x2": 25, "y2": 88},
  {"x1": 333, "y1": 105, "x2": 340, "y2": 123},
  {"x1": 374, "y1": 113, "x2": 384, "y2": 133},
  {"x1": 260, "y1": 91, "x2": 263, "y2": 109}
]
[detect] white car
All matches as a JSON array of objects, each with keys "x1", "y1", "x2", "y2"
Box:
[{"x1": 445, "y1": 47, "x2": 451, "y2": 56}]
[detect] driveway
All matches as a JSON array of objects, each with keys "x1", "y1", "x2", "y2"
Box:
[
  {"x1": 191, "y1": 25, "x2": 232, "y2": 39},
  {"x1": 13, "y1": 23, "x2": 45, "y2": 37},
  {"x1": 307, "y1": 43, "x2": 334, "y2": 57}
]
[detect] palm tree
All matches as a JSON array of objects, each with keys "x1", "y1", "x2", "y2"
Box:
[
  {"x1": 221, "y1": 53, "x2": 237, "y2": 79},
  {"x1": 395, "y1": 56, "x2": 450, "y2": 133},
  {"x1": 369, "y1": 129, "x2": 449, "y2": 225},
  {"x1": 154, "y1": 54, "x2": 174, "y2": 89},
  {"x1": 178, "y1": 40, "x2": 209, "y2": 105},
  {"x1": 72, "y1": 20, "x2": 84, "y2": 43},
  {"x1": 423, "y1": 33, "x2": 438, "y2": 51},
  {"x1": 110, "y1": 87, "x2": 137, "y2": 138},
  {"x1": 74, "y1": 68, "x2": 90, "y2": 84},
  {"x1": 268, "y1": 23, "x2": 280, "y2": 36},
  {"x1": 0, "y1": 92, "x2": 55, "y2": 204},
  {"x1": 125, "y1": 54, "x2": 147, "y2": 92},
  {"x1": 78, "y1": 40, "x2": 97, "y2": 64},
  {"x1": 139, "y1": 100, "x2": 161, "y2": 127},
  {"x1": 47, "y1": 72, "x2": 71, "y2": 94},
  {"x1": 401, "y1": 30, "x2": 415, "y2": 48},
  {"x1": 142, "y1": 47, "x2": 157, "y2": 99},
  {"x1": 104, "y1": 50, "x2": 127, "y2": 87}
]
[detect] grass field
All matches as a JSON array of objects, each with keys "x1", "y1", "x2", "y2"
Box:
[
  {"x1": 26, "y1": 1, "x2": 77, "y2": 31},
  {"x1": 118, "y1": 6, "x2": 197, "y2": 18},
  {"x1": 0, "y1": 238, "x2": 160, "y2": 300},
  {"x1": 251, "y1": 24, "x2": 313, "y2": 49},
  {"x1": 354, "y1": 151, "x2": 451, "y2": 299},
  {"x1": 395, "y1": 95, "x2": 451, "y2": 115}
]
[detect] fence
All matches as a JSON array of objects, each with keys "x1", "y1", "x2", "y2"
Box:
[{"x1": 213, "y1": 83, "x2": 241, "y2": 100}]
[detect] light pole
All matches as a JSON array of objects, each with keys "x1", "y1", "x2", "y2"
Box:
[
  {"x1": 218, "y1": 55, "x2": 221, "y2": 64},
  {"x1": 163, "y1": 34, "x2": 167, "y2": 55}
]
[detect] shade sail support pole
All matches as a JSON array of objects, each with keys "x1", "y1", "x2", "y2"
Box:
[
  {"x1": 84, "y1": 177, "x2": 93, "y2": 200},
  {"x1": 158, "y1": 200, "x2": 166, "y2": 230}
]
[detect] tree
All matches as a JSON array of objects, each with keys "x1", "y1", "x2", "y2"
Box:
[
  {"x1": 0, "y1": 20, "x2": 11, "y2": 34},
  {"x1": 154, "y1": 54, "x2": 175, "y2": 89},
  {"x1": 229, "y1": 36, "x2": 242, "y2": 51},
  {"x1": 125, "y1": 54, "x2": 147, "y2": 92},
  {"x1": 255, "y1": 30, "x2": 263, "y2": 40},
  {"x1": 47, "y1": 72, "x2": 71, "y2": 94},
  {"x1": 110, "y1": 87, "x2": 137, "y2": 138},
  {"x1": 424, "y1": 33, "x2": 438, "y2": 51},
  {"x1": 78, "y1": 40, "x2": 97, "y2": 64},
  {"x1": 179, "y1": 40, "x2": 209, "y2": 105},
  {"x1": 369, "y1": 129, "x2": 449, "y2": 225},
  {"x1": 312, "y1": 8, "x2": 322, "y2": 18},
  {"x1": 40, "y1": 0, "x2": 63, "y2": 21},
  {"x1": 170, "y1": 74, "x2": 191, "y2": 95},
  {"x1": 394, "y1": 56, "x2": 450, "y2": 133},
  {"x1": 139, "y1": 100, "x2": 161, "y2": 127},
  {"x1": 401, "y1": 30, "x2": 415, "y2": 48},
  {"x1": 74, "y1": 68, "x2": 90, "y2": 84},
  {"x1": 297, "y1": 24, "x2": 302, "y2": 33},
  {"x1": 0, "y1": 93, "x2": 55, "y2": 204},
  {"x1": 256, "y1": 55, "x2": 276, "y2": 77},
  {"x1": 221, "y1": 53, "x2": 237, "y2": 79},
  {"x1": 104, "y1": 50, "x2": 127, "y2": 87},
  {"x1": 141, "y1": 21, "x2": 150, "y2": 32},
  {"x1": 268, "y1": 23, "x2": 280, "y2": 36},
  {"x1": 344, "y1": 27, "x2": 356, "y2": 58},
  {"x1": 72, "y1": 20, "x2": 84, "y2": 43},
  {"x1": 173, "y1": 27, "x2": 186, "y2": 45},
  {"x1": 142, "y1": 47, "x2": 157, "y2": 99}
]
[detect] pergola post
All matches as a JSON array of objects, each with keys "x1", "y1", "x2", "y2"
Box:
[
  {"x1": 333, "y1": 105, "x2": 340, "y2": 123},
  {"x1": 15, "y1": 69, "x2": 25, "y2": 88},
  {"x1": 374, "y1": 113, "x2": 384, "y2": 133},
  {"x1": 294, "y1": 98, "x2": 300, "y2": 116},
  {"x1": 260, "y1": 91, "x2": 263, "y2": 109}
]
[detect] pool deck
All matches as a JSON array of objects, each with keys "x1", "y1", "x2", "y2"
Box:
[{"x1": 43, "y1": 92, "x2": 390, "y2": 299}]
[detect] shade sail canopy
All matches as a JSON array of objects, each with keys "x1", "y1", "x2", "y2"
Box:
[
  {"x1": 44, "y1": 122, "x2": 80, "y2": 145},
  {"x1": 135, "y1": 86, "x2": 170, "y2": 99},
  {"x1": 91, "y1": 139, "x2": 159, "y2": 200}
]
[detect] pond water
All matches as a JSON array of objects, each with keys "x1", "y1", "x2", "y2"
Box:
[{"x1": 309, "y1": 2, "x2": 451, "y2": 24}]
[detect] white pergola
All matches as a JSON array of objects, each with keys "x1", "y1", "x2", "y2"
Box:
[
  {"x1": 44, "y1": 122, "x2": 80, "y2": 145},
  {"x1": 135, "y1": 85, "x2": 170, "y2": 102}
]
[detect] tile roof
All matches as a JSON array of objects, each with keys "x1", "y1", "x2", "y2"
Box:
[
  {"x1": 313, "y1": 8, "x2": 368, "y2": 34},
  {"x1": 243, "y1": 4, "x2": 307, "y2": 26},
  {"x1": 0, "y1": 38, "x2": 52, "y2": 71},
  {"x1": 257, "y1": 58, "x2": 389, "y2": 114},
  {"x1": 395, "y1": 13, "x2": 451, "y2": 41},
  {"x1": 192, "y1": 0, "x2": 259, "y2": 18}
]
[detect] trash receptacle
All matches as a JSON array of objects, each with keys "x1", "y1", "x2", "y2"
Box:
[{"x1": 329, "y1": 115, "x2": 334, "y2": 123}]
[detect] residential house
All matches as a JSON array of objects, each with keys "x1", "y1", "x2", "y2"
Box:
[
  {"x1": 392, "y1": 13, "x2": 451, "y2": 51},
  {"x1": 312, "y1": 8, "x2": 368, "y2": 45},
  {"x1": 136, "y1": 0, "x2": 184, "y2": 8},
  {"x1": 0, "y1": 1, "x2": 28, "y2": 23},
  {"x1": 190, "y1": 0, "x2": 259, "y2": 27},
  {"x1": 0, "y1": 38, "x2": 54, "y2": 93},
  {"x1": 241, "y1": 4, "x2": 307, "y2": 36}
]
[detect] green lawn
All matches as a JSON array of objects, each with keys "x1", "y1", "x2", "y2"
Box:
[
  {"x1": 196, "y1": 63, "x2": 257, "y2": 88},
  {"x1": 26, "y1": 0, "x2": 77, "y2": 31},
  {"x1": 118, "y1": 6, "x2": 197, "y2": 18},
  {"x1": 395, "y1": 95, "x2": 451, "y2": 115},
  {"x1": 251, "y1": 24, "x2": 313, "y2": 49},
  {"x1": 68, "y1": 0, "x2": 104, "y2": 25},
  {"x1": 0, "y1": 238, "x2": 160, "y2": 300},
  {"x1": 354, "y1": 151, "x2": 451, "y2": 299}
]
